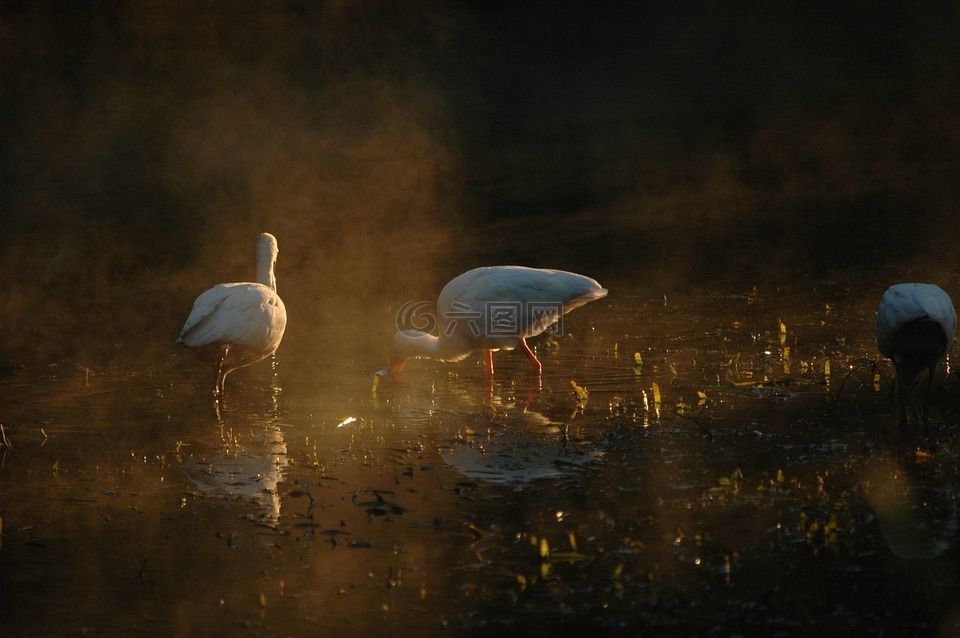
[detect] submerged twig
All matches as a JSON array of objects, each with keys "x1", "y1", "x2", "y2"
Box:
[
  {"x1": 0, "y1": 423, "x2": 11, "y2": 448},
  {"x1": 673, "y1": 413, "x2": 714, "y2": 441},
  {"x1": 834, "y1": 360, "x2": 885, "y2": 407}
]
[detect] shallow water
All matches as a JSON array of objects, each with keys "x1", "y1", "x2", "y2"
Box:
[
  {"x1": 3, "y1": 267, "x2": 960, "y2": 637},
  {"x1": 5, "y1": 2, "x2": 960, "y2": 634}
]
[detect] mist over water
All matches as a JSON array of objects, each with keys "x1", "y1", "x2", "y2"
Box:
[
  {"x1": 1, "y1": 1, "x2": 465, "y2": 368},
  {"x1": 2, "y1": 1, "x2": 960, "y2": 366}
]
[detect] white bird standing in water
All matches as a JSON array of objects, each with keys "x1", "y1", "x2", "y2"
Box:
[
  {"x1": 385, "y1": 266, "x2": 608, "y2": 377},
  {"x1": 178, "y1": 232, "x2": 287, "y2": 399},
  {"x1": 876, "y1": 283, "x2": 956, "y2": 424}
]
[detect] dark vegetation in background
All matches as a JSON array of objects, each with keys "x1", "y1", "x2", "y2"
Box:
[
  {"x1": 448, "y1": 1, "x2": 960, "y2": 276},
  {"x1": 1, "y1": 1, "x2": 959, "y2": 363}
]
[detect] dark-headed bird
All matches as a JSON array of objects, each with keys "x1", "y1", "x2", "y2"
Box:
[
  {"x1": 178, "y1": 232, "x2": 287, "y2": 399},
  {"x1": 876, "y1": 283, "x2": 956, "y2": 424},
  {"x1": 385, "y1": 266, "x2": 608, "y2": 377}
]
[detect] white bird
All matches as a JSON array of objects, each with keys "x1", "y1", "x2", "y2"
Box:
[
  {"x1": 876, "y1": 283, "x2": 956, "y2": 424},
  {"x1": 386, "y1": 266, "x2": 608, "y2": 377},
  {"x1": 178, "y1": 232, "x2": 287, "y2": 399}
]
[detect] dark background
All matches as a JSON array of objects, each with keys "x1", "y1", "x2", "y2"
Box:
[{"x1": 2, "y1": 0, "x2": 959, "y2": 363}]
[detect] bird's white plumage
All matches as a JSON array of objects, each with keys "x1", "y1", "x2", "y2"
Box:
[
  {"x1": 876, "y1": 282, "x2": 956, "y2": 424},
  {"x1": 435, "y1": 266, "x2": 607, "y2": 353},
  {"x1": 389, "y1": 265, "x2": 607, "y2": 373},
  {"x1": 179, "y1": 283, "x2": 286, "y2": 354},
  {"x1": 178, "y1": 233, "x2": 287, "y2": 395},
  {"x1": 876, "y1": 283, "x2": 956, "y2": 357}
]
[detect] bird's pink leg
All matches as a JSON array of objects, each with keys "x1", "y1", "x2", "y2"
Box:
[
  {"x1": 520, "y1": 339, "x2": 542, "y2": 376},
  {"x1": 484, "y1": 350, "x2": 494, "y2": 377}
]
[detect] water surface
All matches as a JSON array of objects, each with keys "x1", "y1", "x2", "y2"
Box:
[{"x1": 3, "y1": 262, "x2": 960, "y2": 637}]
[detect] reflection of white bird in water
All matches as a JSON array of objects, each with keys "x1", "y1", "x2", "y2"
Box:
[
  {"x1": 386, "y1": 266, "x2": 608, "y2": 376},
  {"x1": 876, "y1": 283, "x2": 956, "y2": 424},
  {"x1": 178, "y1": 233, "x2": 287, "y2": 399},
  {"x1": 184, "y1": 422, "x2": 288, "y2": 524}
]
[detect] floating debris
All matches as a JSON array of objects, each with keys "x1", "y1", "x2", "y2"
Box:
[{"x1": 337, "y1": 416, "x2": 361, "y2": 428}]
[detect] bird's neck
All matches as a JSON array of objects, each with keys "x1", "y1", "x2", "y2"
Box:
[
  {"x1": 257, "y1": 258, "x2": 277, "y2": 292},
  {"x1": 398, "y1": 331, "x2": 444, "y2": 360}
]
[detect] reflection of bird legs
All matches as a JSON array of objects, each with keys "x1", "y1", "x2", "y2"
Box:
[
  {"x1": 920, "y1": 383, "x2": 930, "y2": 425},
  {"x1": 520, "y1": 374, "x2": 541, "y2": 411},
  {"x1": 895, "y1": 371, "x2": 914, "y2": 426},
  {"x1": 894, "y1": 364, "x2": 935, "y2": 426},
  {"x1": 480, "y1": 363, "x2": 544, "y2": 412},
  {"x1": 212, "y1": 345, "x2": 231, "y2": 421},
  {"x1": 483, "y1": 350, "x2": 495, "y2": 400},
  {"x1": 214, "y1": 344, "x2": 231, "y2": 401},
  {"x1": 918, "y1": 366, "x2": 935, "y2": 426},
  {"x1": 484, "y1": 350, "x2": 494, "y2": 377}
]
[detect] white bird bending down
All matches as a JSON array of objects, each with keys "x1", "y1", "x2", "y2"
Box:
[
  {"x1": 178, "y1": 232, "x2": 287, "y2": 399},
  {"x1": 876, "y1": 283, "x2": 956, "y2": 424},
  {"x1": 385, "y1": 266, "x2": 608, "y2": 377}
]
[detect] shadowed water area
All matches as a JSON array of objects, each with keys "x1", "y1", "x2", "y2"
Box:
[
  {"x1": 8, "y1": 266, "x2": 960, "y2": 637},
  {"x1": 3, "y1": 2, "x2": 960, "y2": 636}
]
